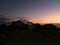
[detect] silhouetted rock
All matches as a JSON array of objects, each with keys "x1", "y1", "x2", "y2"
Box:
[
  {"x1": 32, "y1": 23, "x2": 42, "y2": 32},
  {"x1": 0, "y1": 18, "x2": 60, "y2": 45},
  {"x1": 42, "y1": 24, "x2": 57, "y2": 35}
]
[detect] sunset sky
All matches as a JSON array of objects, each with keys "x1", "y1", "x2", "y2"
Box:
[{"x1": 0, "y1": 0, "x2": 60, "y2": 24}]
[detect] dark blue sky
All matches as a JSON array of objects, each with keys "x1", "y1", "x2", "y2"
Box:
[
  {"x1": 0, "y1": 0, "x2": 60, "y2": 24},
  {"x1": 0, "y1": 0, "x2": 56, "y2": 16}
]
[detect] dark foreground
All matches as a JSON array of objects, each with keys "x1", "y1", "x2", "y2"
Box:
[
  {"x1": 0, "y1": 20, "x2": 60, "y2": 45},
  {"x1": 0, "y1": 31, "x2": 60, "y2": 45}
]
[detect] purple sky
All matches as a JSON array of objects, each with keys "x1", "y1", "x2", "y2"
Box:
[{"x1": 0, "y1": 0, "x2": 60, "y2": 24}]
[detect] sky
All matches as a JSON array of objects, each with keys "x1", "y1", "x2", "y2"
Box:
[{"x1": 0, "y1": 0, "x2": 60, "y2": 24}]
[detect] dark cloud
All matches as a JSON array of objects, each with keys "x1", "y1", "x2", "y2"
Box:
[{"x1": 0, "y1": 15, "x2": 11, "y2": 24}]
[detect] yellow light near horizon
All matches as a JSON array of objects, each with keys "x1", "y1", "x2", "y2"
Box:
[
  {"x1": 15, "y1": 8, "x2": 60, "y2": 24},
  {"x1": 28, "y1": 15, "x2": 60, "y2": 24}
]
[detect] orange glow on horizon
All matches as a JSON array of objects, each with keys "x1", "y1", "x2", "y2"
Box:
[
  {"x1": 18, "y1": 7, "x2": 60, "y2": 24},
  {"x1": 27, "y1": 15, "x2": 60, "y2": 24}
]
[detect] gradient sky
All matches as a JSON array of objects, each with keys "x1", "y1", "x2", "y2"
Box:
[{"x1": 0, "y1": 0, "x2": 60, "y2": 24}]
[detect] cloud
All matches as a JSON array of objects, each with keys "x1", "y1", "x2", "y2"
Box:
[{"x1": 0, "y1": 15, "x2": 11, "y2": 24}]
